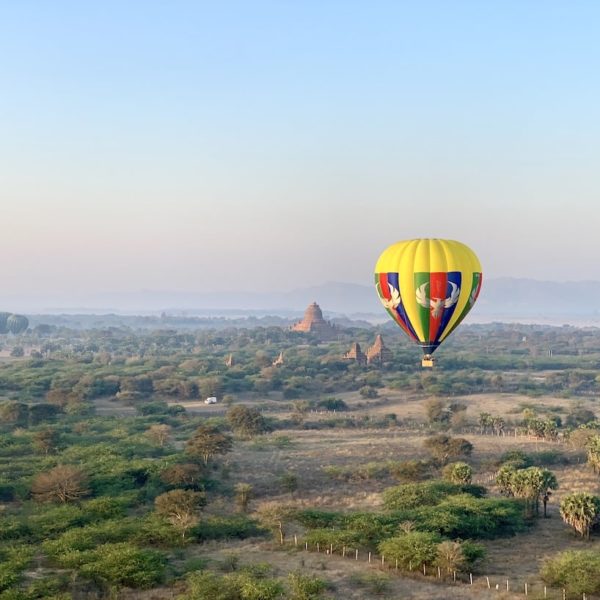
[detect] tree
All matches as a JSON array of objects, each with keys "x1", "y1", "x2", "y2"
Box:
[
  {"x1": 28, "y1": 403, "x2": 60, "y2": 425},
  {"x1": 146, "y1": 424, "x2": 172, "y2": 447},
  {"x1": 33, "y1": 429, "x2": 60, "y2": 455},
  {"x1": 560, "y1": 492, "x2": 600, "y2": 539},
  {"x1": 155, "y1": 489, "x2": 205, "y2": 540},
  {"x1": 587, "y1": 435, "x2": 600, "y2": 473},
  {"x1": 442, "y1": 462, "x2": 473, "y2": 485},
  {"x1": 424, "y1": 398, "x2": 448, "y2": 425},
  {"x1": 254, "y1": 502, "x2": 295, "y2": 544},
  {"x1": 292, "y1": 400, "x2": 311, "y2": 425},
  {"x1": 31, "y1": 465, "x2": 89, "y2": 503},
  {"x1": 160, "y1": 463, "x2": 204, "y2": 489},
  {"x1": 200, "y1": 376, "x2": 223, "y2": 399},
  {"x1": 423, "y1": 435, "x2": 473, "y2": 465},
  {"x1": 478, "y1": 412, "x2": 493, "y2": 434},
  {"x1": 186, "y1": 425, "x2": 233, "y2": 465},
  {"x1": 0, "y1": 401, "x2": 28, "y2": 426},
  {"x1": 566, "y1": 407, "x2": 596, "y2": 428},
  {"x1": 227, "y1": 405, "x2": 269, "y2": 438},
  {"x1": 436, "y1": 540, "x2": 466, "y2": 573},
  {"x1": 496, "y1": 466, "x2": 558, "y2": 517},
  {"x1": 280, "y1": 472, "x2": 298, "y2": 497},
  {"x1": 234, "y1": 483, "x2": 253, "y2": 513}
]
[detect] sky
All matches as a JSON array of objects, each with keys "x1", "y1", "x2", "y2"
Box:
[{"x1": 1, "y1": 1, "x2": 600, "y2": 306}]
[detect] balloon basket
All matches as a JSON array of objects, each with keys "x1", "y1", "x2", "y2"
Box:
[{"x1": 421, "y1": 356, "x2": 435, "y2": 368}]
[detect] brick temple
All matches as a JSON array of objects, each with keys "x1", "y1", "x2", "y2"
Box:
[
  {"x1": 366, "y1": 334, "x2": 392, "y2": 365},
  {"x1": 291, "y1": 302, "x2": 337, "y2": 340},
  {"x1": 343, "y1": 341, "x2": 367, "y2": 365}
]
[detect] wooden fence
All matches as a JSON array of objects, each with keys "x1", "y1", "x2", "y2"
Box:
[{"x1": 280, "y1": 536, "x2": 598, "y2": 600}]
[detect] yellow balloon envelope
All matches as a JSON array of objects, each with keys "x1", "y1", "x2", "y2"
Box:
[{"x1": 374, "y1": 239, "x2": 482, "y2": 359}]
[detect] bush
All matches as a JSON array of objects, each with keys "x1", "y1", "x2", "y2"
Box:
[
  {"x1": 499, "y1": 449, "x2": 533, "y2": 469},
  {"x1": 74, "y1": 543, "x2": 166, "y2": 589},
  {"x1": 182, "y1": 569, "x2": 285, "y2": 600},
  {"x1": 304, "y1": 529, "x2": 362, "y2": 552},
  {"x1": 541, "y1": 550, "x2": 600, "y2": 597},
  {"x1": 423, "y1": 435, "x2": 473, "y2": 465},
  {"x1": 359, "y1": 386, "x2": 378, "y2": 399},
  {"x1": 378, "y1": 531, "x2": 440, "y2": 569},
  {"x1": 388, "y1": 460, "x2": 430, "y2": 483},
  {"x1": 442, "y1": 462, "x2": 473, "y2": 484},
  {"x1": 382, "y1": 481, "x2": 485, "y2": 511},
  {"x1": 194, "y1": 515, "x2": 264, "y2": 542},
  {"x1": 316, "y1": 398, "x2": 348, "y2": 411},
  {"x1": 288, "y1": 572, "x2": 329, "y2": 599},
  {"x1": 416, "y1": 495, "x2": 526, "y2": 539}
]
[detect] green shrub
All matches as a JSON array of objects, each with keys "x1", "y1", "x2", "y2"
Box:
[
  {"x1": 288, "y1": 571, "x2": 328, "y2": 600},
  {"x1": 541, "y1": 550, "x2": 600, "y2": 597},
  {"x1": 75, "y1": 543, "x2": 166, "y2": 589},
  {"x1": 0, "y1": 546, "x2": 33, "y2": 592},
  {"x1": 194, "y1": 515, "x2": 263, "y2": 542},
  {"x1": 304, "y1": 529, "x2": 362, "y2": 552},
  {"x1": 388, "y1": 460, "x2": 430, "y2": 483},
  {"x1": 378, "y1": 531, "x2": 441, "y2": 569},
  {"x1": 382, "y1": 481, "x2": 485, "y2": 511},
  {"x1": 499, "y1": 449, "x2": 532, "y2": 469},
  {"x1": 416, "y1": 495, "x2": 526, "y2": 539}
]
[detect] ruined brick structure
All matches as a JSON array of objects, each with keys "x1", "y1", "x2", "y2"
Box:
[
  {"x1": 366, "y1": 334, "x2": 392, "y2": 365},
  {"x1": 343, "y1": 341, "x2": 366, "y2": 365}
]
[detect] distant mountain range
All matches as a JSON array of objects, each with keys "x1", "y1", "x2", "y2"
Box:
[{"x1": 5, "y1": 278, "x2": 600, "y2": 325}]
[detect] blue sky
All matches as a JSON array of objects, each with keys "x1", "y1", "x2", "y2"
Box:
[{"x1": 1, "y1": 1, "x2": 599, "y2": 301}]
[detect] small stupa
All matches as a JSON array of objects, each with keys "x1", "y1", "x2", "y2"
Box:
[
  {"x1": 272, "y1": 351, "x2": 284, "y2": 366},
  {"x1": 225, "y1": 354, "x2": 235, "y2": 367},
  {"x1": 291, "y1": 302, "x2": 337, "y2": 340},
  {"x1": 366, "y1": 334, "x2": 392, "y2": 365}
]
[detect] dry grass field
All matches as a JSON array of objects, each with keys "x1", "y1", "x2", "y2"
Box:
[{"x1": 96, "y1": 390, "x2": 600, "y2": 598}]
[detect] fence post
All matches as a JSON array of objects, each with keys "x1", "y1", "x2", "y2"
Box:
[
  {"x1": 396, "y1": 559, "x2": 399, "y2": 571},
  {"x1": 506, "y1": 580, "x2": 509, "y2": 592},
  {"x1": 294, "y1": 535, "x2": 297, "y2": 547},
  {"x1": 305, "y1": 542, "x2": 308, "y2": 551},
  {"x1": 330, "y1": 544, "x2": 333, "y2": 555},
  {"x1": 355, "y1": 549, "x2": 358, "y2": 561},
  {"x1": 423, "y1": 564, "x2": 426, "y2": 576},
  {"x1": 469, "y1": 573, "x2": 473, "y2": 585},
  {"x1": 453, "y1": 571, "x2": 456, "y2": 582},
  {"x1": 544, "y1": 586, "x2": 547, "y2": 598},
  {"x1": 486, "y1": 576, "x2": 490, "y2": 589},
  {"x1": 317, "y1": 543, "x2": 320, "y2": 553},
  {"x1": 368, "y1": 552, "x2": 372, "y2": 564},
  {"x1": 342, "y1": 546, "x2": 346, "y2": 557},
  {"x1": 409, "y1": 561, "x2": 412, "y2": 571},
  {"x1": 438, "y1": 567, "x2": 441, "y2": 579},
  {"x1": 525, "y1": 582, "x2": 528, "y2": 596},
  {"x1": 381, "y1": 555, "x2": 385, "y2": 567}
]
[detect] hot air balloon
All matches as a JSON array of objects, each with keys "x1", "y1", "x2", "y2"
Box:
[
  {"x1": 6, "y1": 314, "x2": 29, "y2": 335},
  {"x1": 0, "y1": 313, "x2": 10, "y2": 334},
  {"x1": 374, "y1": 239, "x2": 482, "y2": 367}
]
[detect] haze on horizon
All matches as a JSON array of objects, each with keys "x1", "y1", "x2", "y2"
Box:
[{"x1": 2, "y1": 1, "x2": 600, "y2": 307}]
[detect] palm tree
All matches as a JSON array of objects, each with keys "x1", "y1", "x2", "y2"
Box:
[
  {"x1": 587, "y1": 435, "x2": 600, "y2": 473},
  {"x1": 560, "y1": 492, "x2": 600, "y2": 539}
]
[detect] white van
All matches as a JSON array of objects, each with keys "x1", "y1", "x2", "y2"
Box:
[{"x1": 204, "y1": 396, "x2": 217, "y2": 405}]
